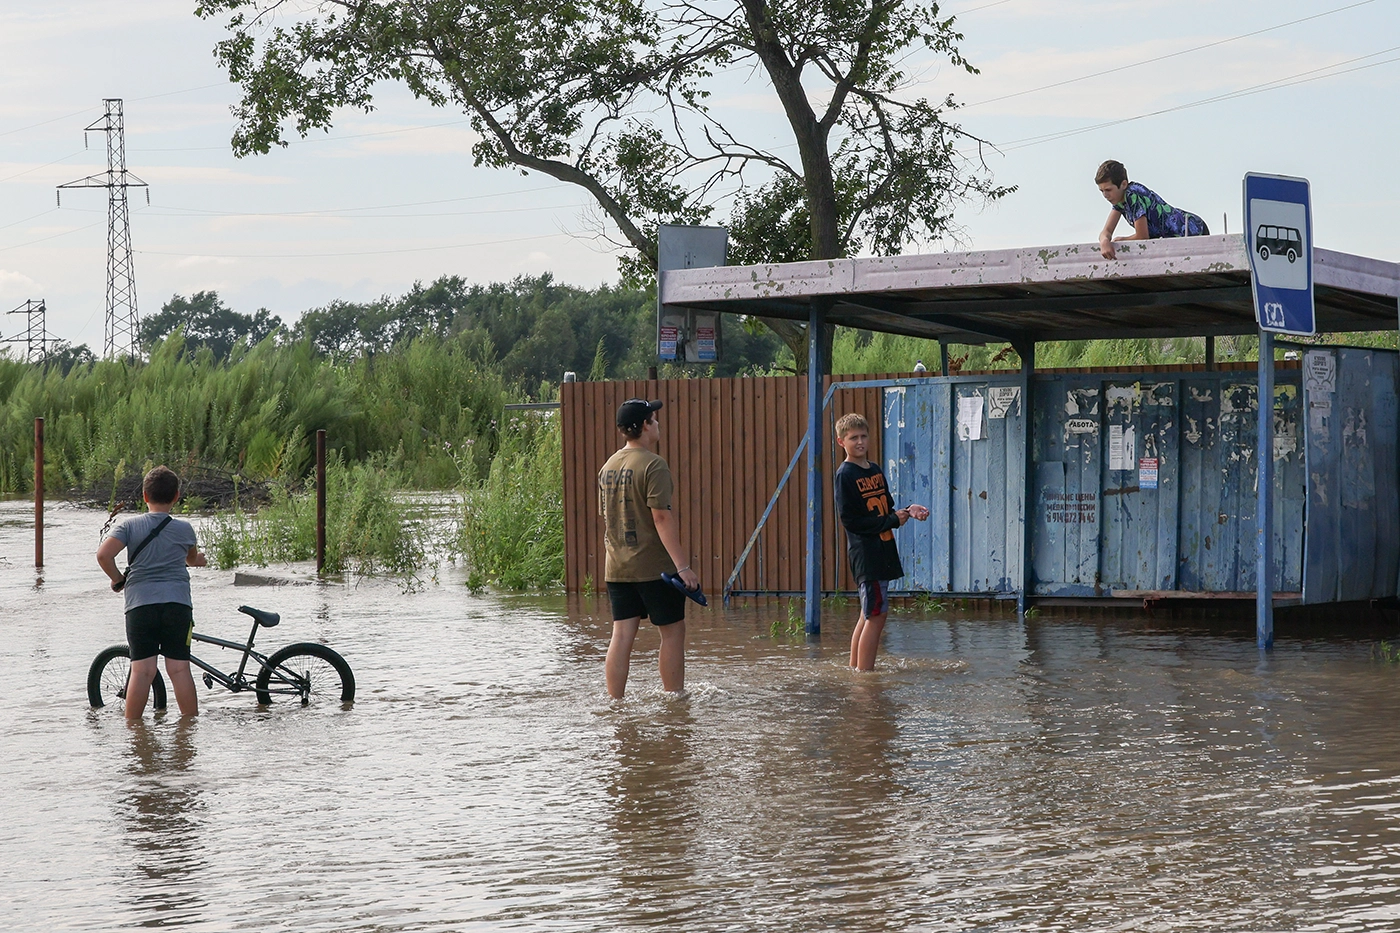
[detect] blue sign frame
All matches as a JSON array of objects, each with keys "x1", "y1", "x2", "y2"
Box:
[{"x1": 1244, "y1": 173, "x2": 1314, "y2": 336}]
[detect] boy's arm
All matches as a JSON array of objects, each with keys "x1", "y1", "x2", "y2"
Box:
[
  {"x1": 1099, "y1": 209, "x2": 1122, "y2": 258},
  {"x1": 650, "y1": 508, "x2": 699, "y2": 589},
  {"x1": 96, "y1": 536, "x2": 125, "y2": 586},
  {"x1": 835, "y1": 470, "x2": 902, "y2": 536},
  {"x1": 187, "y1": 544, "x2": 207, "y2": 567},
  {"x1": 1114, "y1": 216, "x2": 1149, "y2": 242}
]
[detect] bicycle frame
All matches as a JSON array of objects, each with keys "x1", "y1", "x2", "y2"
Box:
[{"x1": 186, "y1": 618, "x2": 305, "y2": 700}]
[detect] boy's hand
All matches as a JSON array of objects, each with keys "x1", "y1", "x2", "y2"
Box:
[
  {"x1": 907, "y1": 504, "x2": 930, "y2": 521},
  {"x1": 1100, "y1": 238, "x2": 1117, "y2": 260},
  {"x1": 895, "y1": 508, "x2": 910, "y2": 526},
  {"x1": 678, "y1": 567, "x2": 700, "y2": 590}
]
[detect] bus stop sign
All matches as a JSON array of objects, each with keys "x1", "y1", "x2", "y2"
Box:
[{"x1": 1244, "y1": 173, "x2": 1314, "y2": 336}]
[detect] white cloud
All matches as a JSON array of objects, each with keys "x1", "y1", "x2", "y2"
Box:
[{"x1": 0, "y1": 268, "x2": 41, "y2": 297}]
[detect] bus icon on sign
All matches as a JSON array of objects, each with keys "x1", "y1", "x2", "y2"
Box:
[
  {"x1": 1256, "y1": 225, "x2": 1301, "y2": 263},
  {"x1": 1262, "y1": 302, "x2": 1286, "y2": 327}
]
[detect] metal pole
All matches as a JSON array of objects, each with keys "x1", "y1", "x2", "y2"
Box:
[
  {"x1": 1204, "y1": 335, "x2": 1216, "y2": 371},
  {"x1": 34, "y1": 417, "x2": 44, "y2": 568},
  {"x1": 804, "y1": 301, "x2": 828, "y2": 635},
  {"x1": 1256, "y1": 329, "x2": 1275, "y2": 650},
  {"x1": 1017, "y1": 342, "x2": 1035, "y2": 620},
  {"x1": 315, "y1": 429, "x2": 327, "y2": 574}
]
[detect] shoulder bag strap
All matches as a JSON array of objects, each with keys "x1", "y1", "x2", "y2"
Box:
[{"x1": 125, "y1": 514, "x2": 174, "y2": 570}]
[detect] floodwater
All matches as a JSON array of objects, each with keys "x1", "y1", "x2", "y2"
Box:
[{"x1": 5, "y1": 499, "x2": 1400, "y2": 931}]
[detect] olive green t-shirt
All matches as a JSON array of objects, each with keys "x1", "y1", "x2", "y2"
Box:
[{"x1": 598, "y1": 445, "x2": 676, "y2": 582}]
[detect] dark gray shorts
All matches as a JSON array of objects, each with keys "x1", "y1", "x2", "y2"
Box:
[
  {"x1": 607, "y1": 579, "x2": 686, "y2": 626},
  {"x1": 125, "y1": 602, "x2": 194, "y2": 661}
]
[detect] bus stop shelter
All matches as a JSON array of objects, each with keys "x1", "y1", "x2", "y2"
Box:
[{"x1": 658, "y1": 233, "x2": 1400, "y2": 647}]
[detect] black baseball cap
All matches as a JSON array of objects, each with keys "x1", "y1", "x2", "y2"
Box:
[{"x1": 617, "y1": 398, "x2": 663, "y2": 429}]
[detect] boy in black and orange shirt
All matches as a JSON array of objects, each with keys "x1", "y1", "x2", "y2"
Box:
[{"x1": 833, "y1": 413, "x2": 928, "y2": 670}]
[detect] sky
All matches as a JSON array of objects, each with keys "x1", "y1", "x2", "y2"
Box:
[{"x1": 0, "y1": 0, "x2": 1396, "y2": 352}]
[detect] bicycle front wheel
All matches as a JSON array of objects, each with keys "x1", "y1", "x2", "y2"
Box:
[
  {"x1": 255, "y1": 643, "x2": 355, "y2": 707},
  {"x1": 88, "y1": 645, "x2": 168, "y2": 711}
]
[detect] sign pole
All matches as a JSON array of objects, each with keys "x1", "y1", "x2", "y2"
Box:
[
  {"x1": 1244, "y1": 172, "x2": 1313, "y2": 651},
  {"x1": 1256, "y1": 330, "x2": 1275, "y2": 650}
]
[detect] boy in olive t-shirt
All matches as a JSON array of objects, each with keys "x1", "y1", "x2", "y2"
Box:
[{"x1": 597, "y1": 398, "x2": 699, "y2": 699}]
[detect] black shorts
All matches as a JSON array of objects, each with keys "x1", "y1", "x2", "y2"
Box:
[
  {"x1": 125, "y1": 602, "x2": 195, "y2": 661},
  {"x1": 607, "y1": 579, "x2": 686, "y2": 627}
]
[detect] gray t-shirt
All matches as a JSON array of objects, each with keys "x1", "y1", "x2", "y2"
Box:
[{"x1": 109, "y1": 512, "x2": 199, "y2": 611}]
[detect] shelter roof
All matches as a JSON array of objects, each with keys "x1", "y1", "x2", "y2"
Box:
[{"x1": 658, "y1": 234, "x2": 1400, "y2": 345}]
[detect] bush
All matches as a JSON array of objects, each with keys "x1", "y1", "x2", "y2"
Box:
[{"x1": 459, "y1": 412, "x2": 564, "y2": 589}]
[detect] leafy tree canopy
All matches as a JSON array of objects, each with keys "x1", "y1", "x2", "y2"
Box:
[
  {"x1": 292, "y1": 274, "x2": 782, "y2": 390},
  {"x1": 198, "y1": 0, "x2": 1013, "y2": 370},
  {"x1": 141, "y1": 291, "x2": 283, "y2": 360}
]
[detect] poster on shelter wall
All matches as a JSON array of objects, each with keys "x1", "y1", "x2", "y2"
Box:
[
  {"x1": 957, "y1": 394, "x2": 984, "y2": 441},
  {"x1": 1304, "y1": 350, "x2": 1335, "y2": 395},
  {"x1": 987, "y1": 386, "x2": 1021, "y2": 419},
  {"x1": 1108, "y1": 424, "x2": 1135, "y2": 471}
]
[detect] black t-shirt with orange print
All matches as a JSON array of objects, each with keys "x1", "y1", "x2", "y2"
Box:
[{"x1": 834, "y1": 459, "x2": 904, "y2": 584}]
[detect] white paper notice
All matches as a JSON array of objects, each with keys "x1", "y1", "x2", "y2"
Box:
[
  {"x1": 957, "y1": 394, "x2": 984, "y2": 441},
  {"x1": 1108, "y1": 424, "x2": 1135, "y2": 470},
  {"x1": 1304, "y1": 350, "x2": 1336, "y2": 395},
  {"x1": 987, "y1": 385, "x2": 1021, "y2": 419}
]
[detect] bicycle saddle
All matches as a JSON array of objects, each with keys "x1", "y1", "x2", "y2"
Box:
[{"x1": 238, "y1": 605, "x2": 281, "y2": 627}]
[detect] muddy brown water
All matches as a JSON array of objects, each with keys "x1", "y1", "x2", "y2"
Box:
[{"x1": 4, "y1": 499, "x2": 1400, "y2": 931}]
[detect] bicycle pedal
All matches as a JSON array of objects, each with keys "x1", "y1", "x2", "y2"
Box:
[{"x1": 203, "y1": 673, "x2": 214, "y2": 689}]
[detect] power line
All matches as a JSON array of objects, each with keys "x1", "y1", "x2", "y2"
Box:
[
  {"x1": 962, "y1": 0, "x2": 1380, "y2": 110},
  {"x1": 135, "y1": 231, "x2": 573, "y2": 260},
  {"x1": 990, "y1": 45, "x2": 1400, "y2": 152}
]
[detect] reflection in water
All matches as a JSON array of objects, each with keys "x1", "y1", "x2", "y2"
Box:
[
  {"x1": 605, "y1": 705, "x2": 703, "y2": 926},
  {"x1": 119, "y1": 721, "x2": 208, "y2": 927},
  {"x1": 9, "y1": 500, "x2": 1400, "y2": 931}
]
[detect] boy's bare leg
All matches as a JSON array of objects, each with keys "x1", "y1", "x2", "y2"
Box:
[
  {"x1": 164, "y1": 659, "x2": 199, "y2": 716},
  {"x1": 658, "y1": 620, "x2": 686, "y2": 693},
  {"x1": 606, "y1": 617, "x2": 641, "y2": 699},
  {"x1": 850, "y1": 614, "x2": 868, "y2": 668},
  {"x1": 854, "y1": 613, "x2": 887, "y2": 671},
  {"x1": 124, "y1": 657, "x2": 159, "y2": 719}
]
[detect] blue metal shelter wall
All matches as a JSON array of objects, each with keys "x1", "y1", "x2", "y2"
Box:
[
  {"x1": 1302, "y1": 348, "x2": 1400, "y2": 604},
  {"x1": 883, "y1": 376, "x2": 1025, "y2": 594},
  {"x1": 1031, "y1": 372, "x2": 1303, "y2": 596}
]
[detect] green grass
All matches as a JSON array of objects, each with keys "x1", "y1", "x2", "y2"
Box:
[
  {"x1": 203, "y1": 455, "x2": 432, "y2": 580},
  {"x1": 458, "y1": 411, "x2": 564, "y2": 590}
]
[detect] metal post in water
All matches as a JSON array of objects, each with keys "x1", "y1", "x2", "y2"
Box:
[
  {"x1": 1017, "y1": 342, "x2": 1035, "y2": 621},
  {"x1": 1256, "y1": 329, "x2": 1275, "y2": 650},
  {"x1": 315, "y1": 429, "x2": 327, "y2": 574},
  {"x1": 804, "y1": 301, "x2": 828, "y2": 636},
  {"x1": 34, "y1": 417, "x2": 44, "y2": 568}
]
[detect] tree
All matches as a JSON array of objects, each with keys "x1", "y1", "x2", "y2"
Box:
[
  {"x1": 199, "y1": 0, "x2": 1010, "y2": 371},
  {"x1": 141, "y1": 291, "x2": 283, "y2": 360}
]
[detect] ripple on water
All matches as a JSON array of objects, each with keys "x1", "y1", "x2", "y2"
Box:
[{"x1": 6, "y1": 500, "x2": 1400, "y2": 930}]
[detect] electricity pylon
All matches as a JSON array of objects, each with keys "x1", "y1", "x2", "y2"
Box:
[
  {"x1": 5, "y1": 299, "x2": 52, "y2": 363},
  {"x1": 57, "y1": 99, "x2": 148, "y2": 360}
]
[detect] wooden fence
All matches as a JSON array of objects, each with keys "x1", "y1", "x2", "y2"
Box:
[
  {"x1": 561, "y1": 374, "x2": 911, "y2": 595},
  {"x1": 560, "y1": 361, "x2": 1293, "y2": 596}
]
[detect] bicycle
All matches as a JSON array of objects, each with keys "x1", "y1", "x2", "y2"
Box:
[{"x1": 88, "y1": 605, "x2": 355, "y2": 710}]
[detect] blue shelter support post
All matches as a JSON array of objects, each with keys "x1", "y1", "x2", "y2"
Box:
[
  {"x1": 804, "y1": 300, "x2": 830, "y2": 636},
  {"x1": 1205, "y1": 335, "x2": 1216, "y2": 371},
  {"x1": 1017, "y1": 341, "x2": 1036, "y2": 620},
  {"x1": 939, "y1": 340, "x2": 950, "y2": 377},
  {"x1": 1256, "y1": 328, "x2": 1275, "y2": 650}
]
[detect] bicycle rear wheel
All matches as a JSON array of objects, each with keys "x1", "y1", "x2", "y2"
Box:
[
  {"x1": 255, "y1": 642, "x2": 355, "y2": 706},
  {"x1": 88, "y1": 645, "x2": 168, "y2": 711}
]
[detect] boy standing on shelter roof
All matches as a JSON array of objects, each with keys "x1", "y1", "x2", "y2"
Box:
[
  {"x1": 834, "y1": 413, "x2": 929, "y2": 671},
  {"x1": 598, "y1": 398, "x2": 700, "y2": 699},
  {"x1": 96, "y1": 466, "x2": 207, "y2": 719},
  {"x1": 1096, "y1": 159, "x2": 1209, "y2": 260}
]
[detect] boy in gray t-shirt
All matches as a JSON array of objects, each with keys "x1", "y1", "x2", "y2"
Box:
[{"x1": 96, "y1": 466, "x2": 207, "y2": 718}]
